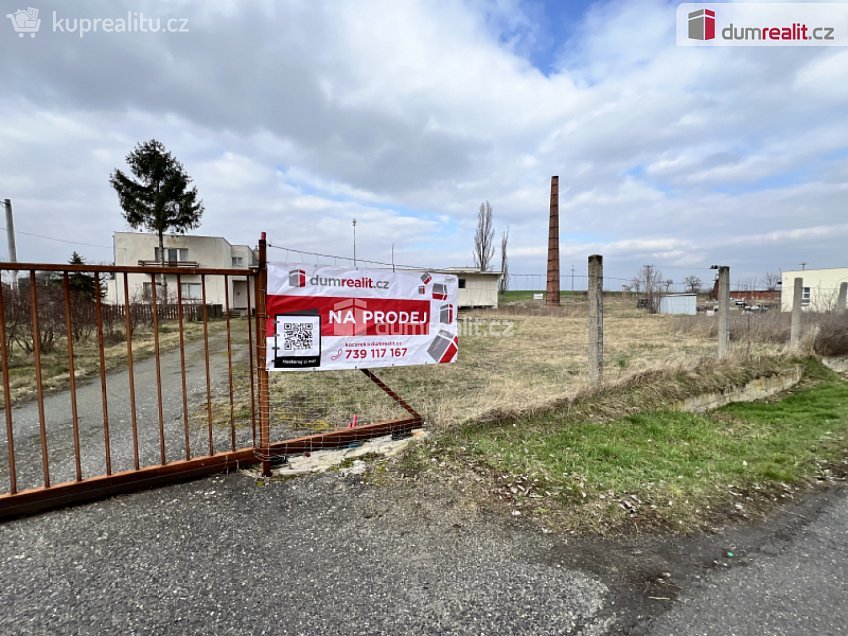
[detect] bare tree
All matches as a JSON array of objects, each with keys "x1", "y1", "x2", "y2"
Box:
[
  {"x1": 683, "y1": 275, "x2": 702, "y2": 293},
  {"x1": 473, "y1": 201, "x2": 495, "y2": 271},
  {"x1": 664, "y1": 279, "x2": 674, "y2": 293},
  {"x1": 737, "y1": 276, "x2": 757, "y2": 292},
  {"x1": 498, "y1": 227, "x2": 509, "y2": 294},
  {"x1": 634, "y1": 265, "x2": 664, "y2": 312},
  {"x1": 761, "y1": 271, "x2": 780, "y2": 291}
]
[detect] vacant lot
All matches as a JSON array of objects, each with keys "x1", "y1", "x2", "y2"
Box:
[{"x1": 215, "y1": 297, "x2": 786, "y2": 440}]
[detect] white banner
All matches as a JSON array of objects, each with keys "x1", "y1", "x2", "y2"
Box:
[{"x1": 264, "y1": 263, "x2": 458, "y2": 371}]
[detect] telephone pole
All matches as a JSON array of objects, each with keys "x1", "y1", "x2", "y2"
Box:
[{"x1": 3, "y1": 199, "x2": 17, "y2": 287}]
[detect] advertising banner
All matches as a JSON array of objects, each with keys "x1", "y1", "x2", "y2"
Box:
[{"x1": 265, "y1": 263, "x2": 459, "y2": 371}]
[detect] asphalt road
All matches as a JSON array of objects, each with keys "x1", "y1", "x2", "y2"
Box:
[
  {"x1": 0, "y1": 329, "x2": 252, "y2": 493},
  {"x1": 647, "y1": 487, "x2": 848, "y2": 636},
  {"x1": 0, "y1": 459, "x2": 846, "y2": 634},
  {"x1": 0, "y1": 472, "x2": 613, "y2": 636}
]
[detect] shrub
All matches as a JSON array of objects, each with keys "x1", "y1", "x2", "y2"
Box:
[{"x1": 813, "y1": 313, "x2": 848, "y2": 356}]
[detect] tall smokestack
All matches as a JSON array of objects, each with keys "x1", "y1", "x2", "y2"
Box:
[{"x1": 546, "y1": 176, "x2": 560, "y2": 305}]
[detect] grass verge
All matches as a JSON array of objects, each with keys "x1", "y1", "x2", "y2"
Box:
[{"x1": 400, "y1": 358, "x2": 848, "y2": 535}]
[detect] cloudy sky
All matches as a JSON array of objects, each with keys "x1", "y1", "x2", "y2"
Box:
[{"x1": 1, "y1": 0, "x2": 846, "y2": 290}]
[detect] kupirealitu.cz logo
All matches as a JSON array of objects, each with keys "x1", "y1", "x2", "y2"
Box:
[
  {"x1": 6, "y1": 6, "x2": 190, "y2": 39},
  {"x1": 677, "y1": 3, "x2": 848, "y2": 47}
]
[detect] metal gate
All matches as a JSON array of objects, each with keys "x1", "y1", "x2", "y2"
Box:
[{"x1": 0, "y1": 234, "x2": 421, "y2": 520}]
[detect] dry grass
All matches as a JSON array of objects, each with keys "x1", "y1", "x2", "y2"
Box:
[
  {"x1": 813, "y1": 313, "x2": 848, "y2": 356},
  {"x1": 202, "y1": 298, "x2": 793, "y2": 437},
  {"x1": 2, "y1": 319, "x2": 231, "y2": 405}
]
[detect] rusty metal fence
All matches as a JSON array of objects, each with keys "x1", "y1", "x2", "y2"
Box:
[{"x1": 0, "y1": 234, "x2": 421, "y2": 520}]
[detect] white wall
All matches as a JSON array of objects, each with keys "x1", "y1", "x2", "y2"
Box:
[
  {"x1": 456, "y1": 274, "x2": 500, "y2": 308},
  {"x1": 105, "y1": 233, "x2": 255, "y2": 308},
  {"x1": 658, "y1": 294, "x2": 696, "y2": 315},
  {"x1": 781, "y1": 268, "x2": 848, "y2": 312}
]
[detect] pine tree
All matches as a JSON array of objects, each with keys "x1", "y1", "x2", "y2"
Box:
[
  {"x1": 109, "y1": 139, "x2": 204, "y2": 288},
  {"x1": 67, "y1": 251, "x2": 100, "y2": 300}
]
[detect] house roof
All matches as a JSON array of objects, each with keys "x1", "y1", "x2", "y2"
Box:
[
  {"x1": 435, "y1": 268, "x2": 502, "y2": 276},
  {"x1": 113, "y1": 231, "x2": 253, "y2": 251},
  {"x1": 782, "y1": 267, "x2": 848, "y2": 275}
]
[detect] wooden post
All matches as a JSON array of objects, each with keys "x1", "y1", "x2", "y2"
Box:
[
  {"x1": 790, "y1": 277, "x2": 803, "y2": 350},
  {"x1": 256, "y1": 233, "x2": 271, "y2": 477},
  {"x1": 717, "y1": 266, "x2": 730, "y2": 358},
  {"x1": 837, "y1": 282, "x2": 847, "y2": 313},
  {"x1": 588, "y1": 255, "x2": 604, "y2": 383}
]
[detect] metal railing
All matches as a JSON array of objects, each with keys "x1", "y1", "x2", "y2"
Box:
[{"x1": 0, "y1": 234, "x2": 422, "y2": 520}]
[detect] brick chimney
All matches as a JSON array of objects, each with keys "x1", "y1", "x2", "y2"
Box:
[{"x1": 546, "y1": 176, "x2": 560, "y2": 305}]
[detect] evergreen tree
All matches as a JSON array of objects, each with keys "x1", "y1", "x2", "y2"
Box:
[
  {"x1": 109, "y1": 139, "x2": 204, "y2": 284},
  {"x1": 67, "y1": 251, "x2": 101, "y2": 300}
]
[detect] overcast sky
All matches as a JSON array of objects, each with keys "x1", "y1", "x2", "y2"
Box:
[{"x1": 1, "y1": 0, "x2": 846, "y2": 290}]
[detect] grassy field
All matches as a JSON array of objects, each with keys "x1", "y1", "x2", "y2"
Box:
[
  {"x1": 399, "y1": 359, "x2": 848, "y2": 534},
  {"x1": 499, "y1": 290, "x2": 588, "y2": 303},
  {"x1": 195, "y1": 297, "x2": 789, "y2": 437}
]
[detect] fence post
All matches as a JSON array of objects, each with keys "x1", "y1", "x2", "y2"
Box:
[
  {"x1": 790, "y1": 277, "x2": 803, "y2": 350},
  {"x1": 588, "y1": 254, "x2": 603, "y2": 383},
  {"x1": 837, "y1": 282, "x2": 847, "y2": 313},
  {"x1": 255, "y1": 233, "x2": 271, "y2": 477},
  {"x1": 717, "y1": 266, "x2": 730, "y2": 358}
]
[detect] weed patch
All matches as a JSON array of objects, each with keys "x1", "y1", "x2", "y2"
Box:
[{"x1": 418, "y1": 359, "x2": 848, "y2": 534}]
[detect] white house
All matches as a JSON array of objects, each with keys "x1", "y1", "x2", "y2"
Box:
[
  {"x1": 104, "y1": 232, "x2": 257, "y2": 311},
  {"x1": 436, "y1": 268, "x2": 502, "y2": 309},
  {"x1": 781, "y1": 267, "x2": 848, "y2": 312}
]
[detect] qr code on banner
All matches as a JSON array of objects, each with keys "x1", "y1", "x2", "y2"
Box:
[{"x1": 283, "y1": 322, "x2": 314, "y2": 351}]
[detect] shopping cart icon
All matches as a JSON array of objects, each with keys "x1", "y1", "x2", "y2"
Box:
[{"x1": 6, "y1": 7, "x2": 41, "y2": 38}]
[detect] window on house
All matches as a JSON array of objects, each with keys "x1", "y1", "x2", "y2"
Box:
[
  {"x1": 232, "y1": 256, "x2": 244, "y2": 266},
  {"x1": 154, "y1": 247, "x2": 189, "y2": 263},
  {"x1": 802, "y1": 287, "x2": 811, "y2": 306},
  {"x1": 458, "y1": 278, "x2": 466, "y2": 289},
  {"x1": 180, "y1": 282, "x2": 202, "y2": 300}
]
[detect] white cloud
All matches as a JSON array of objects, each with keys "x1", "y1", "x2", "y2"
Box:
[{"x1": 0, "y1": 0, "x2": 845, "y2": 285}]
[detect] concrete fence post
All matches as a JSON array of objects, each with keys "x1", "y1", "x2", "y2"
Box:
[
  {"x1": 717, "y1": 266, "x2": 730, "y2": 359},
  {"x1": 588, "y1": 254, "x2": 604, "y2": 383},
  {"x1": 837, "y1": 282, "x2": 847, "y2": 313},
  {"x1": 790, "y1": 277, "x2": 803, "y2": 350}
]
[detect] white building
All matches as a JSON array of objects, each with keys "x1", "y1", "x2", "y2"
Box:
[
  {"x1": 104, "y1": 232, "x2": 256, "y2": 311},
  {"x1": 781, "y1": 267, "x2": 848, "y2": 312},
  {"x1": 658, "y1": 293, "x2": 697, "y2": 315},
  {"x1": 436, "y1": 268, "x2": 502, "y2": 309}
]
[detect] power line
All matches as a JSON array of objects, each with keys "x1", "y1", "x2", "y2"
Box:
[
  {"x1": 0, "y1": 226, "x2": 113, "y2": 250},
  {"x1": 267, "y1": 243, "x2": 429, "y2": 270}
]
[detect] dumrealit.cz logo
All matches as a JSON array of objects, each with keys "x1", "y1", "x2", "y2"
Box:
[
  {"x1": 6, "y1": 6, "x2": 190, "y2": 39},
  {"x1": 677, "y1": 3, "x2": 848, "y2": 47},
  {"x1": 688, "y1": 8, "x2": 715, "y2": 41}
]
